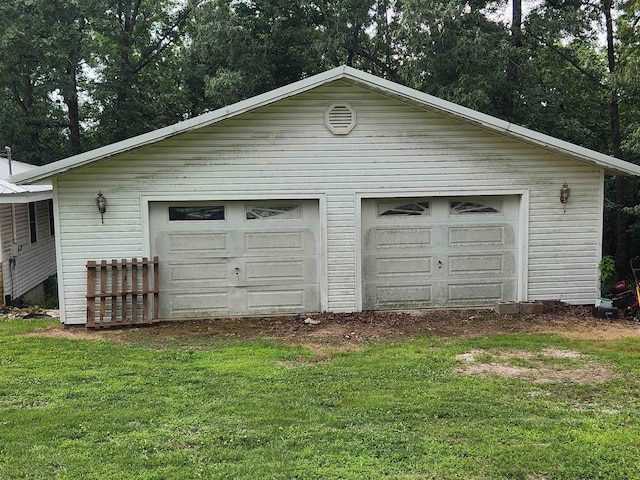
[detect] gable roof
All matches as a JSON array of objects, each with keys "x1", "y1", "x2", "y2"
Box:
[
  {"x1": 12, "y1": 66, "x2": 640, "y2": 184},
  {"x1": 0, "y1": 157, "x2": 51, "y2": 203}
]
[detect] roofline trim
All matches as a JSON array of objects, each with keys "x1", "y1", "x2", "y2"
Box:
[
  {"x1": 0, "y1": 191, "x2": 53, "y2": 204},
  {"x1": 13, "y1": 65, "x2": 640, "y2": 183}
]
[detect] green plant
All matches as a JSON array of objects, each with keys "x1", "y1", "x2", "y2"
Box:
[
  {"x1": 41, "y1": 275, "x2": 59, "y2": 309},
  {"x1": 599, "y1": 255, "x2": 616, "y2": 293}
]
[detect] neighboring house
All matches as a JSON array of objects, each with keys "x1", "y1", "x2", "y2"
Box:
[
  {"x1": 0, "y1": 152, "x2": 56, "y2": 306},
  {"x1": 12, "y1": 66, "x2": 640, "y2": 325}
]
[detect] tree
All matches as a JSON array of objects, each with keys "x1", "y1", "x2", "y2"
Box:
[
  {"x1": 314, "y1": 0, "x2": 405, "y2": 80},
  {"x1": 395, "y1": 0, "x2": 511, "y2": 116},
  {"x1": 89, "y1": 0, "x2": 195, "y2": 143},
  {"x1": 43, "y1": 0, "x2": 99, "y2": 156},
  {"x1": 503, "y1": 0, "x2": 523, "y2": 119},
  {"x1": 526, "y1": 0, "x2": 640, "y2": 276},
  {"x1": 0, "y1": 1, "x2": 69, "y2": 164},
  {"x1": 183, "y1": 0, "x2": 326, "y2": 115}
]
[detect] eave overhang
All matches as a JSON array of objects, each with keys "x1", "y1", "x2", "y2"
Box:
[{"x1": 13, "y1": 66, "x2": 640, "y2": 184}]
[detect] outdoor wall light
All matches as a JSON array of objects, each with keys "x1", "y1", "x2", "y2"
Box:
[
  {"x1": 96, "y1": 192, "x2": 107, "y2": 223},
  {"x1": 560, "y1": 183, "x2": 570, "y2": 212}
]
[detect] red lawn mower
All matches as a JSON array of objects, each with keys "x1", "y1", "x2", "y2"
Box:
[{"x1": 607, "y1": 257, "x2": 640, "y2": 321}]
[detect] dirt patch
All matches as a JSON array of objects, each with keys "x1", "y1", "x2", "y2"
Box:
[
  {"x1": 454, "y1": 347, "x2": 620, "y2": 383},
  {"x1": 26, "y1": 303, "x2": 640, "y2": 348}
]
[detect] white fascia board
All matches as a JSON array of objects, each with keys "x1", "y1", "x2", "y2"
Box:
[
  {"x1": 341, "y1": 67, "x2": 511, "y2": 129},
  {"x1": 13, "y1": 65, "x2": 640, "y2": 182},
  {"x1": 0, "y1": 180, "x2": 25, "y2": 194},
  {"x1": 341, "y1": 67, "x2": 640, "y2": 177},
  {"x1": 0, "y1": 190, "x2": 53, "y2": 204},
  {"x1": 0, "y1": 173, "x2": 52, "y2": 200},
  {"x1": 13, "y1": 67, "x2": 352, "y2": 185},
  {"x1": 504, "y1": 123, "x2": 640, "y2": 176}
]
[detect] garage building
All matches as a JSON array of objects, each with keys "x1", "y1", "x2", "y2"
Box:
[{"x1": 13, "y1": 66, "x2": 640, "y2": 325}]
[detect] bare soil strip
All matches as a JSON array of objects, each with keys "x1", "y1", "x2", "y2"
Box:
[{"x1": 25, "y1": 303, "x2": 640, "y2": 345}]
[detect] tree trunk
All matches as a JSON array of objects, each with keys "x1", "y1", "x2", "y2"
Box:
[
  {"x1": 111, "y1": 0, "x2": 142, "y2": 142},
  {"x1": 503, "y1": 0, "x2": 522, "y2": 119},
  {"x1": 603, "y1": 0, "x2": 630, "y2": 276},
  {"x1": 12, "y1": 68, "x2": 42, "y2": 162},
  {"x1": 64, "y1": 61, "x2": 82, "y2": 155}
]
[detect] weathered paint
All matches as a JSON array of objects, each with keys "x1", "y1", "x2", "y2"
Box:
[
  {"x1": 149, "y1": 200, "x2": 321, "y2": 317},
  {"x1": 361, "y1": 196, "x2": 520, "y2": 309},
  {"x1": 53, "y1": 81, "x2": 602, "y2": 324}
]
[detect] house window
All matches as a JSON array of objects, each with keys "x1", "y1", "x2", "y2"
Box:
[
  {"x1": 28, "y1": 202, "x2": 37, "y2": 243},
  {"x1": 168, "y1": 206, "x2": 225, "y2": 221},
  {"x1": 48, "y1": 199, "x2": 55, "y2": 236}
]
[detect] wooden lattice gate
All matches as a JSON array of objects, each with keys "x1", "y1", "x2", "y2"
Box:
[{"x1": 86, "y1": 257, "x2": 159, "y2": 328}]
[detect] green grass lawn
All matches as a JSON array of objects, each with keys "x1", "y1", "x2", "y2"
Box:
[{"x1": 1, "y1": 318, "x2": 639, "y2": 479}]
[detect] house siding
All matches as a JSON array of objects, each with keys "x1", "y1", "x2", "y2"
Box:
[
  {"x1": 0, "y1": 201, "x2": 57, "y2": 303},
  {"x1": 55, "y1": 81, "x2": 603, "y2": 324}
]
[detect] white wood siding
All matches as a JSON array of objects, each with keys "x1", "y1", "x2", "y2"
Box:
[
  {"x1": 0, "y1": 201, "x2": 56, "y2": 302},
  {"x1": 54, "y1": 81, "x2": 603, "y2": 324}
]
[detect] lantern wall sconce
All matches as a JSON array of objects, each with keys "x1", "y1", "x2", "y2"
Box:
[
  {"x1": 560, "y1": 183, "x2": 570, "y2": 212},
  {"x1": 96, "y1": 192, "x2": 107, "y2": 223}
]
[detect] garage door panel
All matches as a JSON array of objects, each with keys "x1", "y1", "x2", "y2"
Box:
[
  {"x1": 447, "y1": 253, "x2": 515, "y2": 275},
  {"x1": 448, "y1": 225, "x2": 512, "y2": 247},
  {"x1": 362, "y1": 196, "x2": 519, "y2": 309},
  {"x1": 244, "y1": 257, "x2": 317, "y2": 283},
  {"x1": 363, "y1": 255, "x2": 432, "y2": 277},
  {"x1": 246, "y1": 286, "x2": 315, "y2": 309},
  {"x1": 166, "y1": 260, "x2": 228, "y2": 286},
  {"x1": 164, "y1": 285, "x2": 319, "y2": 317},
  {"x1": 367, "y1": 227, "x2": 433, "y2": 250},
  {"x1": 244, "y1": 229, "x2": 314, "y2": 254},
  {"x1": 447, "y1": 282, "x2": 505, "y2": 303},
  {"x1": 247, "y1": 289, "x2": 304, "y2": 308},
  {"x1": 159, "y1": 232, "x2": 230, "y2": 256},
  {"x1": 370, "y1": 285, "x2": 433, "y2": 309},
  {"x1": 168, "y1": 290, "x2": 230, "y2": 314}
]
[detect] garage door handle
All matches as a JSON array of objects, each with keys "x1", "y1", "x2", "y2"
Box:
[
  {"x1": 234, "y1": 267, "x2": 240, "y2": 275},
  {"x1": 438, "y1": 260, "x2": 443, "y2": 269}
]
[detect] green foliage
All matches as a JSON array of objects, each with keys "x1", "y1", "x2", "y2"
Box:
[
  {"x1": 1, "y1": 320, "x2": 640, "y2": 478},
  {"x1": 599, "y1": 255, "x2": 617, "y2": 292},
  {"x1": 88, "y1": 0, "x2": 195, "y2": 145},
  {"x1": 397, "y1": 0, "x2": 512, "y2": 117},
  {"x1": 183, "y1": 0, "x2": 326, "y2": 114},
  {"x1": 41, "y1": 275, "x2": 59, "y2": 309}
]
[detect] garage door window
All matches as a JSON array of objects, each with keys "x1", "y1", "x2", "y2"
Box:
[
  {"x1": 450, "y1": 201, "x2": 500, "y2": 215},
  {"x1": 378, "y1": 201, "x2": 430, "y2": 216},
  {"x1": 168, "y1": 206, "x2": 225, "y2": 221},
  {"x1": 246, "y1": 205, "x2": 301, "y2": 220}
]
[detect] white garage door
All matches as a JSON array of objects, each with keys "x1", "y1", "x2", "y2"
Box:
[
  {"x1": 362, "y1": 196, "x2": 519, "y2": 310},
  {"x1": 150, "y1": 200, "x2": 320, "y2": 318}
]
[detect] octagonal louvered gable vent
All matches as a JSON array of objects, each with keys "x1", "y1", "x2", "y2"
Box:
[{"x1": 325, "y1": 103, "x2": 356, "y2": 135}]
